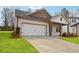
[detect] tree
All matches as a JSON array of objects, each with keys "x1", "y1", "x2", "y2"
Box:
[
  {"x1": 1, "y1": 7, "x2": 14, "y2": 31},
  {"x1": 61, "y1": 8, "x2": 69, "y2": 17}
]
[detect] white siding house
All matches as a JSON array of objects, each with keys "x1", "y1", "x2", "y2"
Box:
[
  {"x1": 66, "y1": 10, "x2": 79, "y2": 35},
  {"x1": 51, "y1": 14, "x2": 68, "y2": 35}
]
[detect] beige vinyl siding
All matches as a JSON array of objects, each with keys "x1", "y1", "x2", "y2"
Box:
[
  {"x1": 51, "y1": 16, "x2": 68, "y2": 24},
  {"x1": 52, "y1": 24, "x2": 60, "y2": 36},
  {"x1": 14, "y1": 18, "x2": 49, "y2": 36}
]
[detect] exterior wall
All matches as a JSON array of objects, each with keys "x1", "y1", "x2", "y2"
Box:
[
  {"x1": 62, "y1": 25, "x2": 67, "y2": 33},
  {"x1": 62, "y1": 25, "x2": 73, "y2": 34},
  {"x1": 52, "y1": 24, "x2": 60, "y2": 36},
  {"x1": 51, "y1": 16, "x2": 67, "y2": 24},
  {"x1": 14, "y1": 17, "x2": 49, "y2": 36},
  {"x1": 52, "y1": 24, "x2": 67, "y2": 36},
  {"x1": 71, "y1": 26, "x2": 76, "y2": 34},
  {"x1": 70, "y1": 18, "x2": 79, "y2": 26},
  {"x1": 77, "y1": 24, "x2": 79, "y2": 35},
  {"x1": 69, "y1": 17, "x2": 79, "y2": 35},
  {"x1": 14, "y1": 16, "x2": 68, "y2": 36},
  {"x1": 70, "y1": 24, "x2": 79, "y2": 35},
  {"x1": 51, "y1": 15, "x2": 68, "y2": 35}
]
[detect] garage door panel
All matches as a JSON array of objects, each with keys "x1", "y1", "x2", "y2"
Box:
[{"x1": 21, "y1": 23, "x2": 46, "y2": 36}]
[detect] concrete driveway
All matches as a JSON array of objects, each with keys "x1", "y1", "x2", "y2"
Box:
[{"x1": 26, "y1": 37, "x2": 79, "y2": 53}]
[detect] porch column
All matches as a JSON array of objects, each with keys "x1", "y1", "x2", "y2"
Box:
[
  {"x1": 60, "y1": 24, "x2": 62, "y2": 36},
  {"x1": 76, "y1": 25, "x2": 77, "y2": 36},
  {"x1": 67, "y1": 23, "x2": 69, "y2": 34},
  {"x1": 49, "y1": 21, "x2": 52, "y2": 36},
  {"x1": 14, "y1": 17, "x2": 19, "y2": 31}
]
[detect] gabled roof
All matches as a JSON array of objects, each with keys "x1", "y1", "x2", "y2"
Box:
[
  {"x1": 71, "y1": 22, "x2": 79, "y2": 26},
  {"x1": 51, "y1": 14, "x2": 68, "y2": 25},
  {"x1": 15, "y1": 9, "x2": 30, "y2": 17},
  {"x1": 27, "y1": 9, "x2": 52, "y2": 18},
  {"x1": 68, "y1": 17, "x2": 79, "y2": 19},
  {"x1": 15, "y1": 8, "x2": 52, "y2": 19}
]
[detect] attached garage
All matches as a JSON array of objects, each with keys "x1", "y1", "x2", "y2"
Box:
[
  {"x1": 15, "y1": 9, "x2": 52, "y2": 36},
  {"x1": 21, "y1": 23, "x2": 47, "y2": 36}
]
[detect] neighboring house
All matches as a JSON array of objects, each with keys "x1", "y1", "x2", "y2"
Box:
[
  {"x1": 71, "y1": 22, "x2": 79, "y2": 35},
  {"x1": 70, "y1": 17, "x2": 79, "y2": 35},
  {"x1": 14, "y1": 9, "x2": 68, "y2": 36},
  {"x1": 60, "y1": 10, "x2": 79, "y2": 36},
  {"x1": 67, "y1": 11, "x2": 79, "y2": 35}
]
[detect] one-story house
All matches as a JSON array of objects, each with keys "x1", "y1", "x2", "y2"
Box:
[{"x1": 14, "y1": 9, "x2": 68, "y2": 36}]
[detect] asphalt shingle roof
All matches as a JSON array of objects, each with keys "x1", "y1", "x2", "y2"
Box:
[{"x1": 15, "y1": 9, "x2": 30, "y2": 17}]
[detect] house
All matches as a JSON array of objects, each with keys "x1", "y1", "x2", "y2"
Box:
[
  {"x1": 71, "y1": 22, "x2": 79, "y2": 35},
  {"x1": 58, "y1": 10, "x2": 79, "y2": 36},
  {"x1": 51, "y1": 14, "x2": 68, "y2": 36},
  {"x1": 14, "y1": 9, "x2": 68, "y2": 36},
  {"x1": 70, "y1": 17, "x2": 79, "y2": 35},
  {"x1": 67, "y1": 10, "x2": 79, "y2": 35}
]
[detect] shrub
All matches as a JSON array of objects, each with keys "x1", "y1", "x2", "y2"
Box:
[
  {"x1": 66, "y1": 32, "x2": 71, "y2": 37},
  {"x1": 62, "y1": 32, "x2": 67, "y2": 37},
  {"x1": 62, "y1": 32, "x2": 76, "y2": 37},
  {"x1": 10, "y1": 27, "x2": 21, "y2": 38},
  {"x1": 71, "y1": 33, "x2": 74, "y2": 36},
  {"x1": 10, "y1": 31, "x2": 21, "y2": 38}
]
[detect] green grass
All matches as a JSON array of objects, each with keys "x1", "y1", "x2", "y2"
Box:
[
  {"x1": 0, "y1": 31, "x2": 38, "y2": 53},
  {"x1": 61, "y1": 37, "x2": 79, "y2": 44}
]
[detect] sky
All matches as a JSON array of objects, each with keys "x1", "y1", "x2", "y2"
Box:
[{"x1": 0, "y1": 6, "x2": 79, "y2": 25}]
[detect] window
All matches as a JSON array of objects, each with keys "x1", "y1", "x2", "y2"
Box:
[
  {"x1": 60, "y1": 17, "x2": 62, "y2": 21},
  {"x1": 72, "y1": 19, "x2": 74, "y2": 23},
  {"x1": 72, "y1": 19, "x2": 76, "y2": 23},
  {"x1": 74, "y1": 19, "x2": 76, "y2": 22},
  {"x1": 56, "y1": 26, "x2": 60, "y2": 32}
]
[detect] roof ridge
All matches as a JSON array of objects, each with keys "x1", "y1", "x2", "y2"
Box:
[{"x1": 26, "y1": 8, "x2": 46, "y2": 16}]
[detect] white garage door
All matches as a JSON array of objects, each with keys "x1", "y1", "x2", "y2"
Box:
[{"x1": 21, "y1": 23, "x2": 46, "y2": 36}]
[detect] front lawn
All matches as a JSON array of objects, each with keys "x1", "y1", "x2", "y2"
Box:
[
  {"x1": 61, "y1": 37, "x2": 79, "y2": 44},
  {"x1": 0, "y1": 31, "x2": 38, "y2": 53}
]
